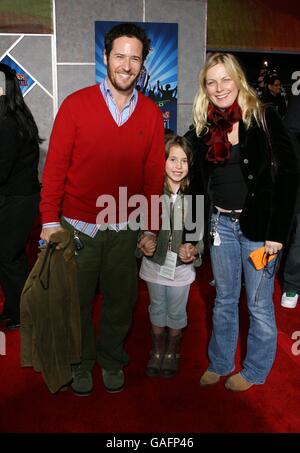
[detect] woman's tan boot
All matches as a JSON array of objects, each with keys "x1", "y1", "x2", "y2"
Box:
[{"x1": 200, "y1": 369, "x2": 220, "y2": 386}]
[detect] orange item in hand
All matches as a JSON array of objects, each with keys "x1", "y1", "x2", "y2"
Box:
[{"x1": 249, "y1": 247, "x2": 276, "y2": 270}]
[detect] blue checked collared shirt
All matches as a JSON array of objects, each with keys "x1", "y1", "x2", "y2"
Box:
[
  {"x1": 100, "y1": 77, "x2": 138, "y2": 126},
  {"x1": 43, "y1": 78, "x2": 139, "y2": 237}
]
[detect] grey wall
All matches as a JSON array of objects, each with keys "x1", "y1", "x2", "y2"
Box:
[
  {"x1": 144, "y1": 0, "x2": 207, "y2": 133},
  {"x1": 0, "y1": 0, "x2": 207, "y2": 174}
]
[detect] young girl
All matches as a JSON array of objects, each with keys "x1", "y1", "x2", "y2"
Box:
[{"x1": 138, "y1": 135, "x2": 203, "y2": 378}]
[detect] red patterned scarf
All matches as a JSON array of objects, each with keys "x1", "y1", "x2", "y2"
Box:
[{"x1": 204, "y1": 100, "x2": 242, "y2": 164}]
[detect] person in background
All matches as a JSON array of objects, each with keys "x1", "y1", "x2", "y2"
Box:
[
  {"x1": 0, "y1": 63, "x2": 41, "y2": 330},
  {"x1": 185, "y1": 53, "x2": 298, "y2": 391},
  {"x1": 260, "y1": 75, "x2": 287, "y2": 118},
  {"x1": 255, "y1": 68, "x2": 267, "y2": 98},
  {"x1": 138, "y1": 135, "x2": 203, "y2": 378},
  {"x1": 39, "y1": 23, "x2": 165, "y2": 396},
  {"x1": 281, "y1": 94, "x2": 300, "y2": 308}
]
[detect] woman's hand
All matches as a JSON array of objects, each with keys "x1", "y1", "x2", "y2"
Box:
[
  {"x1": 264, "y1": 240, "x2": 283, "y2": 255},
  {"x1": 179, "y1": 243, "x2": 198, "y2": 263}
]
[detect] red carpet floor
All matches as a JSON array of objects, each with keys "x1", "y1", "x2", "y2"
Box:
[{"x1": 0, "y1": 256, "x2": 300, "y2": 434}]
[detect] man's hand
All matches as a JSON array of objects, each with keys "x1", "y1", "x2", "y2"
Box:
[
  {"x1": 138, "y1": 234, "x2": 157, "y2": 256},
  {"x1": 41, "y1": 226, "x2": 64, "y2": 249}
]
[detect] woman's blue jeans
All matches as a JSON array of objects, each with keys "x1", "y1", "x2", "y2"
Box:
[{"x1": 208, "y1": 212, "x2": 277, "y2": 384}]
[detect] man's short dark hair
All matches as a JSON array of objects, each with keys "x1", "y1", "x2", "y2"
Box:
[{"x1": 105, "y1": 23, "x2": 151, "y2": 62}]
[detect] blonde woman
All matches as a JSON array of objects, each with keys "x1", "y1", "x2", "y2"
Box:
[{"x1": 185, "y1": 53, "x2": 299, "y2": 391}]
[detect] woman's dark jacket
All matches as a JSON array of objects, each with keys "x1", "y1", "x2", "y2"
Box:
[
  {"x1": 0, "y1": 113, "x2": 40, "y2": 195},
  {"x1": 283, "y1": 94, "x2": 300, "y2": 214},
  {"x1": 185, "y1": 106, "x2": 299, "y2": 245}
]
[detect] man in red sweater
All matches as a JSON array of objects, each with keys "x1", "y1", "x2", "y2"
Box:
[{"x1": 40, "y1": 23, "x2": 165, "y2": 395}]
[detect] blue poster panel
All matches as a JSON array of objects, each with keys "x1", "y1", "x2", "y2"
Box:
[
  {"x1": 0, "y1": 55, "x2": 34, "y2": 95},
  {"x1": 95, "y1": 21, "x2": 178, "y2": 132}
]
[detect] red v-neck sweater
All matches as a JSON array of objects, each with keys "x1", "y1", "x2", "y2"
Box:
[{"x1": 40, "y1": 84, "x2": 165, "y2": 229}]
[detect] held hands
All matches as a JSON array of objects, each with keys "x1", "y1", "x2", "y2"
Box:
[
  {"x1": 138, "y1": 234, "x2": 157, "y2": 256},
  {"x1": 264, "y1": 240, "x2": 283, "y2": 255},
  {"x1": 179, "y1": 243, "x2": 198, "y2": 263}
]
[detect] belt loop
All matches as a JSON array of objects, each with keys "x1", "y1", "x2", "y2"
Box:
[{"x1": 230, "y1": 210, "x2": 240, "y2": 222}]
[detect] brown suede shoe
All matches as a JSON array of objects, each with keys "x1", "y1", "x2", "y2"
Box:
[
  {"x1": 225, "y1": 372, "x2": 253, "y2": 392},
  {"x1": 200, "y1": 370, "x2": 220, "y2": 386}
]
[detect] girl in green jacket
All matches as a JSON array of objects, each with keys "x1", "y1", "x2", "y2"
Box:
[{"x1": 138, "y1": 135, "x2": 203, "y2": 378}]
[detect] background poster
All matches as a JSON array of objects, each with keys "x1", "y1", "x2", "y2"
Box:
[
  {"x1": 0, "y1": 55, "x2": 35, "y2": 95},
  {"x1": 95, "y1": 21, "x2": 178, "y2": 132}
]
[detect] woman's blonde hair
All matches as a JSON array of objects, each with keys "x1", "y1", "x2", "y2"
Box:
[{"x1": 193, "y1": 53, "x2": 263, "y2": 136}]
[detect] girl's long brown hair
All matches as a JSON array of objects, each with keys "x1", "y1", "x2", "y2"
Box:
[{"x1": 164, "y1": 135, "x2": 193, "y2": 194}]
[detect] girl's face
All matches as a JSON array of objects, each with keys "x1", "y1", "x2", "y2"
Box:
[
  {"x1": 205, "y1": 63, "x2": 239, "y2": 109},
  {"x1": 165, "y1": 145, "x2": 189, "y2": 192}
]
